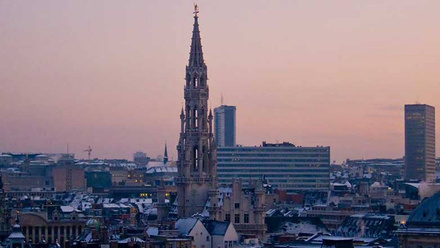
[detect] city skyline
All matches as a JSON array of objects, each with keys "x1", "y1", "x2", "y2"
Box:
[{"x1": 1, "y1": 1, "x2": 440, "y2": 162}]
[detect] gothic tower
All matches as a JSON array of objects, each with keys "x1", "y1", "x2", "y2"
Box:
[{"x1": 176, "y1": 5, "x2": 219, "y2": 218}]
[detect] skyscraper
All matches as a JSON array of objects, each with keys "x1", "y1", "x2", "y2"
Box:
[
  {"x1": 176, "y1": 6, "x2": 219, "y2": 218},
  {"x1": 214, "y1": 105, "x2": 236, "y2": 147},
  {"x1": 405, "y1": 104, "x2": 436, "y2": 182}
]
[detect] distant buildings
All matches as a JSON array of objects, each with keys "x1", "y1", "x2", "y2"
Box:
[
  {"x1": 405, "y1": 104, "x2": 436, "y2": 182},
  {"x1": 133, "y1": 151, "x2": 150, "y2": 166},
  {"x1": 19, "y1": 206, "x2": 87, "y2": 245},
  {"x1": 53, "y1": 154, "x2": 85, "y2": 192},
  {"x1": 214, "y1": 105, "x2": 236, "y2": 147},
  {"x1": 217, "y1": 142, "x2": 330, "y2": 193}
]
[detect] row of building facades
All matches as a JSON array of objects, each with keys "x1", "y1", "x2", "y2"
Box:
[{"x1": 0, "y1": 5, "x2": 438, "y2": 248}]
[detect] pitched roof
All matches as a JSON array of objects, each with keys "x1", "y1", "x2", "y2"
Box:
[
  {"x1": 175, "y1": 218, "x2": 198, "y2": 235},
  {"x1": 407, "y1": 190, "x2": 440, "y2": 227},
  {"x1": 202, "y1": 220, "x2": 229, "y2": 236}
]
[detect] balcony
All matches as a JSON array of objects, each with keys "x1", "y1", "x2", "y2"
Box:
[{"x1": 184, "y1": 88, "x2": 209, "y2": 99}]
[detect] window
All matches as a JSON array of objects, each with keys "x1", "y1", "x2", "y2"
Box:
[
  {"x1": 206, "y1": 236, "x2": 210, "y2": 241},
  {"x1": 244, "y1": 214, "x2": 249, "y2": 224},
  {"x1": 225, "y1": 214, "x2": 230, "y2": 222},
  {"x1": 234, "y1": 203, "x2": 240, "y2": 209},
  {"x1": 193, "y1": 147, "x2": 199, "y2": 171},
  {"x1": 35, "y1": 227, "x2": 39, "y2": 242},
  {"x1": 235, "y1": 214, "x2": 240, "y2": 223}
]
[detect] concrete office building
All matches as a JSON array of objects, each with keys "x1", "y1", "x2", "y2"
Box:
[
  {"x1": 214, "y1": 105, "x2": 236, "y2": 147},
  {"x1": 405, "y1": 104, "x2": 436, "y2": 182},
  {"x1": 217, "y1": 142, "x2": 330, "y2": 193}
]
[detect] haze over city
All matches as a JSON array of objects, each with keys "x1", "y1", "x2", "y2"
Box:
[{"x1": 1, "y1": 1, "x2": 439, "y2": 162}]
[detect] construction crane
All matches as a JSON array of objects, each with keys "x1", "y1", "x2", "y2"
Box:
[{"x1": 84, "y1": 146, "x2": 92, "y2": 161}]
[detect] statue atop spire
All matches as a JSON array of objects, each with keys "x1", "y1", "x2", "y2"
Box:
[{"x1": 193, "y1": 4, "x2": 199, "y2": 18}]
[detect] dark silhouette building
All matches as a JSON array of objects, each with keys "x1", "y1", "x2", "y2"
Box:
[
  {"x1": 404, "y1": 104, "x2": 435, "y2": 182},
  {"x1": 214, "y1": 105, "x2": 236, "y2": 147}
]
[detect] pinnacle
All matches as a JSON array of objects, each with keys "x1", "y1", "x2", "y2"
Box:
[{"x1": 188, "y1": 16, "x2": 205, "y2": 68}]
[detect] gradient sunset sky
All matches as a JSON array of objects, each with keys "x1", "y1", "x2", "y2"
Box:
[{"x1": 1, "y1": 1, "x2": 439, "y2": 162}]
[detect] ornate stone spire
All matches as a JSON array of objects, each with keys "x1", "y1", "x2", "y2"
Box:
[
  {"x1": 176, "y1": 5, "x2": 218, "y2": 219},
  {"x1": 188, "y1": 4, "x2": 205, "y2": 68}
]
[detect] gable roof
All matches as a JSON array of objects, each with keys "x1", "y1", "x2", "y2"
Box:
[
  {"x1": 175, "y1": 218, "x2": 199, "y2": 236},
  {"x1": 202, "y1": 220, "x2": 229, "y2": 236}
]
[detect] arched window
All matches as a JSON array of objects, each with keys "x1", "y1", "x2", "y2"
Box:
[
  {"x1": 193, "y1": 147, "x2": 199, "y2": 172},
  {"x1": 193, "y1": 108, "x2": 198, "y2": 128}
]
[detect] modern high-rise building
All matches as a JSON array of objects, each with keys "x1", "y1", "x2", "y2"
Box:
[
  {"x1": 214, "y1": 105, "x2": 236, "y2": 147},
  {"x1": 405, "y1": 104, "x2": 436, "y2": 182},
  {"x1": 217, "y1": 142, "x2": 330, "y2": 193},
  {"x1": 176, "y1": 6, "x2": 219, "y2": 219}
]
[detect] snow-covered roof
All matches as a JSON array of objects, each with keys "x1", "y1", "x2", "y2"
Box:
[
  {"x1": 405, "y1": 183, "x2": 421, "y2": 189},
  {"x1": 60, "y1": 206, "x2": 74, "y2": 213},
  {"x1": 175, "y1": 218, "x2": 198, "y2": 235},
  {"x1": 147, "y1": 161, "x2": 167, "y2": 168},
  {"x1": 146, "y1": 165, "x2": 177, "y2": 174},
  {"x1": 103, "y1": 203, "x2": 131, "y2": 209},
  {"x1": 118, "y1": 237, "x2": 145, "y2": 243},
  {"x1": 8, "y1": 224, "x2": 25, "y2": 240},
  {"x1": 370, "y1": 181, "x2": 382, "y2": 188},
  {"x1": 146, "y1": 226, "x2": 159, "y2": 237}
]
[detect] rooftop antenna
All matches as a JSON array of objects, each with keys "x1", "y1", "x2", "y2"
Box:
[
  {"x1": 67, "y1": 143, "x2": 69, "y2": 154},
  {"x1": 221, "y1": 93, "x2": 224, "y2": 105},
  {"x1": 84, "y1": 146, "x2": 92, "y2": 160}
]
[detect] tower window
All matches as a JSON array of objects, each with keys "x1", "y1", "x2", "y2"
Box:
[
  {"x1": 193, "y1": 109, "x2": 198, "y2": 128},
  {"x1": 202, "y1": 146, "x2": 206, "y2": 172},
  {"x1": 193, "y1": 77, "x2": 199, "y2": 88},
  {"x1": 193, "y1": 147, "x2": 199, "y2": 171}
]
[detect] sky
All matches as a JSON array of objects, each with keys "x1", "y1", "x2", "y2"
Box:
[{"x1": 0, "y1": 1, "x2": 439, "y2": 162}]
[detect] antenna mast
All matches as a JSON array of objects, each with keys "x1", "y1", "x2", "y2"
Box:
[{"x1": 84, "y1": 146, "x2": 92, "y2": 161}]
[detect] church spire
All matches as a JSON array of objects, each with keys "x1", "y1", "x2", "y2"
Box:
[
  {"x1": 163, "y1": 142, "x2": 168, "y2": 165},
  {"x1": 188, "y1": 4, "x2": 205, "y2": 68},
  {"x1": 177, "y1": 5, "x2": 218, "y2": 219}
]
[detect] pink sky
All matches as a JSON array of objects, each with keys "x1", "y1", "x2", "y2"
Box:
[{"x1": 0, "y1": 1, "x2": 439, "y2": 162}]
